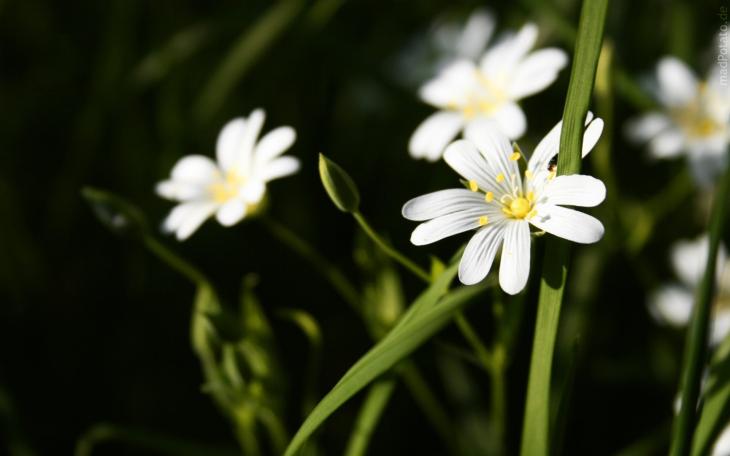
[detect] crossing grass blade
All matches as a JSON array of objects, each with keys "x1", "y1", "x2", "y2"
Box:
[
  {"x1": 519, "y1": 0, "x2": 609, "y2": 454},
  {"x1": 283, "y1": 263, "x2": 490, "y2": 456}
]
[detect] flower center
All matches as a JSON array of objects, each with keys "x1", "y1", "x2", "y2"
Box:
[
  {"x1": 210, "y1": 170, "x2": 245, "y2": 203},
  {"x1": 509, "y1": 197, "x2": 531, "y2": 219},
  {"x1": 450, "y1": 71, "x2": 508, "y2": 119},
  {"x1": 671, "y1": 83, "x2": 725, "y2": 139}
]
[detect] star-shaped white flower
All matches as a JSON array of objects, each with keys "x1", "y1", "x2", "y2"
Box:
[
  {"x1": 403, "y1": 114, "x2": 605, "y2": 294},
  {"x1": 409, "y1": 22, "x2": 568, "y2": 161},
  {"x1": 625, "y1": 55, "x2": 730, "y2": 186},
  {"x1": 156, "y1": 108, "x2": 299, "y2": 240},
  {"x1": 649, "y1": 235, "x2": 730, "y2": 345}
]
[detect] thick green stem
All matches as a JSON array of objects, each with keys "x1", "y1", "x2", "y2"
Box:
[{"x1": 670, "y1": 155, "x2": 730, "y2": 456}]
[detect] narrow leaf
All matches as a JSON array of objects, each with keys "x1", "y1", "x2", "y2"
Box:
[{"x1": 319, "y1": 153, "x2": 361, "y2": 213}]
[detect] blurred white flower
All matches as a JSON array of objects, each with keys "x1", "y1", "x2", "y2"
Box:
[
  {"x1": 713, "y1": 422, "x2": 730, "y2": 456},
  {"x1": 403, "y1": 114, "x2": 605, "y2": 294},
  {"x1": 156, "y1": 109, "x2": 299, "y2": 240},
  {"x1": 625, "y1": 54, "x2": 730, "y2": 187},
  {"x1": 649, "y1": 235, "x2": 730, "y2": 345},
  {"x1": 409, "y1": 22, "x2": 568, "y2": 161}
]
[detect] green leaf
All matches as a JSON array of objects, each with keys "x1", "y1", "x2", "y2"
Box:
[
  {"x1": 81, "y1": 187, "x2": 149, "y2": 239},
  {"x1": 691, "y1": 335, "x2": 730, "y2": 456},
  {"x1": 520, "y1": 0, "x2": 608, "y2": 455},
  {"x1": 319, "y1": 153, "x2": 361, "y2": 213},
  {"x1": 673, "y1": 155, "x2": 730, "y2": 456},
  {"x1": 344, "y1": 378, "x2": 398, "y2": 456},
  {"x1": 284, "y1": 264, "x2": 488, "y2": 456}
]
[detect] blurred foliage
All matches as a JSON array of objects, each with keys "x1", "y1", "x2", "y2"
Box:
[{"x1": 1, "y1": 0, "x2": 729, "y2": 455}]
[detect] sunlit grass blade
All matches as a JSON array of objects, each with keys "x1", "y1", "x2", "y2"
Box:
[
  {"x1": 691, "y1": 334, "x2": 730, "y2": 456},
  {"x1": 520, "y1": 0, "x2": 608, "y2": 454},
  {"x1": 344, "y1": 378, "x2": 398, "y2": 456},
  {"x1": 671, "y1": 154, "x2": 730, "y2": 456},
  {"x1": 284, "y1": 266, "x2": 489, "y2": 456}
]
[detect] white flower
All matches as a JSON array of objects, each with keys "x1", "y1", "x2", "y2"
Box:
[
  {"x1": 156, "y1": 109, "x2": 299, "y2": 240},
  {"x1": 402, "y1": 114, "x2": 605, "y2": 294},
  {"x1": 409, "y1": 22, "x2": 568, "y2": 161},
  {"x1": 649, "y1": 235, "x2": 730, "y2": 345},
  {"x1": 713, "y1": 422, "x2": 730, "y2": 456},
  {"x1": 431, "y1": 8, "x2": 495, "y2": 65},
  {"x1": 625, "y1": 54, "x2": 730, "y2": 186}
]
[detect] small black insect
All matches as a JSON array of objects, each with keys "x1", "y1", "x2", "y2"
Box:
[{"x1": 547, "y1": 154, "x2": 558, "y2": 172}]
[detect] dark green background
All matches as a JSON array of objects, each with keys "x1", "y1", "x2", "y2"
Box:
[{"x1": 0, "y1": 0, "x2": 726, "y2": 454}]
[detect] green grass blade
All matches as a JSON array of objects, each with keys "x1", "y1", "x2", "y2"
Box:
[
  {"x1": 344, "y1": 378, "x2": 398, "y2": 456},
  {"x1": 284, "y1": 272, "x2": 489, "y2": 456},
  {"x1": 520, "y1": 0, "x2": 608, "y2": 454},
  {"x1": 671, "y1": 154, "x2": 730, "y2": 456},
  {"x1": 691, "y1": 335, "x2": 730, "y2": 456}
]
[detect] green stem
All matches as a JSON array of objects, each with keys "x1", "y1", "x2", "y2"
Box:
[
  {"x1": 344, "y1": 378, "x2": 398, "y2": 456},
  {"x1": 454, "y1": 313, "x2": 493, "y2": 371},
  {"x1": 143, "y1": 236, "x2": 208, "y2": 287},
  {"x1": 520, "y1": 0, "x2": 608, "y2": 454},
  {"x1": 261, "y1": 216, "x2": 362, "y2": 312},
  {"x1": 489, "y1": 345, "x2": 507, "y2": 455},
  {"x1": 353, "y1": 211, "x2": 431, "y2": 282},
  {"x1": 670, "y1": 154, "x2": 730, "y2": 456}
]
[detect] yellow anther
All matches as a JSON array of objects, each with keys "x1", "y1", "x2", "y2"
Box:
[
  {"x1": 463, "y1": 106, "x2": 476, "y2": 119},
  {"x1": 496, "y1": 173, "x2": 505, "y2": 183},
  {"x1": 468, "y1": 180, "x2": 479, "y2": 192},
  {"x1": 509, "y1": 152, "x2": 521, "y2": 161},
  {"x1": 548, "y1": 170, "x2": 556, "y2": 180},
  {"x1": 527, "y1": 191, "x2": 535, "y2": 202},
  {"x1": 526, "y1": 209, "x2": 538, "y2": 220},
  {"x1": 524, "y1": 169, "x2": 533, "y2": 180},
  {"x1": 478, "y1": 215, "x2": 489, "y2": 226},
  {"x1": 509, "y1": 197, "x2": 531, "y2": 219},
  {"x1": 502, "y1": 207, "x2": 512, "y2": 216},
  {"x1": 485, "y1": 191, "x2": 494, "y2": 202}
]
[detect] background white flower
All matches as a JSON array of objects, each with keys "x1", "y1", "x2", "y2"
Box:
[
  {"x1": 403, "y1": 114, "x2": 605, "y2": 294},
  {"x1": 156, "y1": 109, "x2": 299, "y2": 240},
  {"x1": 625, "y1": 53, "x2": 730, "y2": 187},
  {"x1": 649, "y1": 235, "x2": 730, "y2": 345},
  {"x1": 409, "y1": 22, "x2": 568, "y2": 161},
  {"x1": 713, "y1": 422, "x2": 730, "y2": 456}
]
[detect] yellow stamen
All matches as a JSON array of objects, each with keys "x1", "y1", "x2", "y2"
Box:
[
  {"x1": 468, "y1": 179, "x2": 479, "y2": 192},
  {"x1": 527, "y1": 191, "x2": 535, "y2": 202},
  {"x1": 509, "y1": 152, "x2": 521, "y2": 161},
  {"x1": 478, "y1": 215, "x2": 489, "y2": 226},
  {"x1": 526, "y1": 209, "x2": 538, "y2": 220},
  {"x1": 496, "y1": 173, "x2": 505, "y2": 183},
  {"x1": 509, "y1": 197, "x2": 531, "y2": 219},
  {"x1": 209, "y1": 171, "x2": 244, "y2": 203},
  {"x1": 524, "y1": 169, "x2": 533, "y2": 180},
  {"x1": 485, "y1": 191, "x2": 494, "y2": 202}
]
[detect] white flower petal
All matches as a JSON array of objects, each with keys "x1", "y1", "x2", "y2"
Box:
[
  {"x1": 711, "y1": 423, "x2": 730, "y2": 456},
  {"x1": 402, "y1": 189, "x2": 486, "y2": 221},
  {"x1": 216, "y1": 118, "x2": 247, "y2": 171},
  {"x1": 409, "y1": 111, "x2": 465, "y2": 161},
  {"x1": 455, "y1": 9, "x2": 495, "y2": 60},
  {"x1": 656, "y1": 57, "x2": 698, "y2": 107},
  {"x1": 241, "y1": 181, "x2": 266, "y2": 204},
  {"x1": 163, "y1": 202, "x2": 217, "y2": 241},
  {"x1": 216, "y1": 199, "x2": 247, "y2": 226},
  {"x1": 648, "y1": 284, "x2": 693, "y2": 327},
  {"x1": 155, "y1": 180, "x2": 205, "y2": 201},
  {"x1": 624, "y1": 113, "x2": 672, "y2": 144},
  {"x1": 508, "y1": 48, "x2": 568, "y2": 99},
  {"x1": 480, "y1": 23, "x2": 538, "y2": 81},
  {"x1": 443, "y1": 139, "x2": 494, "y2": 189},
  {"x1": 410, "y1": 208, "x2": 486, "y2": 246},
  {"x1": 670, "y1": 235, "x2": 727, "y2": 287},
  {"x1": 648, "y1": 128, "x2": 685, "y2": 159},
  {"x1": 255, "y1": 126, "x2": 296, "y2": 164},
  {"x1": 491, "y1": 102, "x2": 527, "y2": 139},
  {"x1": 529, "y1": 205, "x2": 604, "y2": 244},
  {"x1": 260, "y1": 156, "x2": 300, "y2": 182},
  {"x1": 711, "y1": 311, "x2": 730, "y2": 347},
  {"x1": 539, "y1": 175, "x2": 606, "y2": 207},
  {"x1": 498, "y1": 220, "x2": 531, "y2": 295},
  {"x1": 458, "y1": 221, "x2": 506, "y2": 285},
  {"x1": 420, "y1": 60, "x2": 479, "y2": 107},
  {"x1": 528, "y1": 113, "x2": 600, "y2": 173},
  {"x1": 463, "y1": 118, "x2": 521, "y2": 192},
  {"x1": 232, "y1": 108, "x2": 265, "y2": 173},
  {"x1": 169, "y1": 155, "x2": 219, "y2": 184}
]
